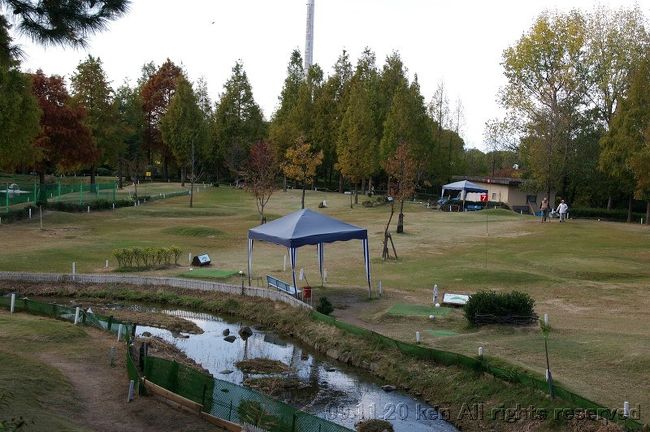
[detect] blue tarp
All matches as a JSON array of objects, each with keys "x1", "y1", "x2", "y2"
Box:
[
  {"x1": 248, "y1": 209, "x2": 367, "y2": 247},
  {"x1": 247, "y1": 209, "x2": 371, "y2": 297}
]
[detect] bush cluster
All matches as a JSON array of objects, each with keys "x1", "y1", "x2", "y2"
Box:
[
  {"x1": 464, "y1": 290, "x2": 535, "y2": 325},
  {"x1": 316, "y1": 296, "x2": 334, "y2": 315},
  {"x1": 113, "y1": 246, "x2": 182, "y2": 270},
  {"x1": 0, "y1": 205, "x2": 38, "y2": 224}
]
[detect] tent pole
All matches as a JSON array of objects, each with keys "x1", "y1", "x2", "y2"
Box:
[{"x1": 247, "y1": 239, "x2": 253, "y2": 286}]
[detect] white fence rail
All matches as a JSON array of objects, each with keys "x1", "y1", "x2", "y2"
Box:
[{"x1": 0, "y1": 271, "x2": 311, "y2": 310}]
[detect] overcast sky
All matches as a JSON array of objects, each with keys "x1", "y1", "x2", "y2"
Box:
[{"x1": 10, "y1": 0, "x2": 650, "y2": 151}]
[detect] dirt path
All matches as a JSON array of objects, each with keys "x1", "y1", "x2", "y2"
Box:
[{"x1": 38, "y1": 327, "x2": 219, "y2": 432}]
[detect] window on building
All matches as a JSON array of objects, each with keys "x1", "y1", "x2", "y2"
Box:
[{"x1": 492, "y1": 192, "x2": 497, "y2": 200}]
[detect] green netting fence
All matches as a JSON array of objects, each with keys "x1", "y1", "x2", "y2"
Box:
[
  {"x1": 144, "y1": 356, "x2": 353, "y2": 432},
  {"x1": 310, "y1": 311, "x2": 643, "y2": 431},
  {"x1": 1, "y1": 182, "x2": 118, "y2": 210}
]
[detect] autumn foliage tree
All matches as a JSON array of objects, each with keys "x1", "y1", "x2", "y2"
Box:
[
  {"x1": 140, "y1": 59, "x2": 182, "y2": 179},
  {"x1": 242, "y1": 141, "x2": 278, "y2": 224},
  {"x1": 282, "y1": 137, "x2": 323, "y2": 209},
  {"x1": 31, "y1": 70, "x2": 97, "y2": 200},
  {"x1": 382, "y1": 142, "x2": 418, "y2": 258}
]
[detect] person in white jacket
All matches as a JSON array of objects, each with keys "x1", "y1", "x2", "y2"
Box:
[{"x1": 557, "y1": 200, "x2": 569, "y2": 222}]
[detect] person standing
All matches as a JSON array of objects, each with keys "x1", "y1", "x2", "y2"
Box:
[
  {"x1": 540, "y1": 197, "x2": 550, "y2": 223},
  {"x1": 557, "y1": 200, "x2": 569, "y2": 222}
]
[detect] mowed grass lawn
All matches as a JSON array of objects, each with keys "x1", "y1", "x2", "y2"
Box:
[{"x1": 1, "y1": 184, "x2": 650, "y2": 421}]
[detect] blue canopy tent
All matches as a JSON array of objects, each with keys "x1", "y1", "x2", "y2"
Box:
[
  {"x1": 441, "y1": 180, "x2": 488, "y2": 210},
  {"x1": 247, "y1": 209, "x2": 371, "y2": 297}
]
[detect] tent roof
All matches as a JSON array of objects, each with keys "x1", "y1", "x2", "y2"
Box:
[
  {"x1": 442, "y1": 180, "x2": 488, "y2": 193},
  {"x1": 248, "y1": 209, "x2": 367, "y2": 248}
]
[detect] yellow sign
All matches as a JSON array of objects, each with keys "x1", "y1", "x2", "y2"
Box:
[{"x1": 145, "y1": 171, "x2": 152, "y2": 177}]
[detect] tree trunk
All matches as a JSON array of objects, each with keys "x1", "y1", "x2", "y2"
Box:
[
  {"x1": 361, "y1": 178, "x2": 366, "y2": 196},
  {"x1": 190, "y1": 177, "x2": 194, "y2": 208},
  {"x1": 37, "y1": 171, "x2": 46, "y2": 204},
  {"x1": 382, "y1": 200, "x2": 395, "y2": 260},
  {"x1": 301, "y1": 185, "x2": 306, "y2": 209},
  {"x1": 90, "y1": 165, "x2": 97, "y2": 193},
  {"x1": 283, "y1": 176, "x2": 287, "y2": 192},
  {"x1": 163, "y1": 158, "x2": 169, "y2": 182},
  {"x1": 181, "y1": 167, "x2": 186, "y2": 187},
  {"x1": 646, "y1": 201, "x2": 650, "y2": 225},
  {"x1": 627, "y1": 194, "x2": 633, "y2": 223},
  {"x1": 397, "y1": 200, "x2": 405, "y2": 233},
  {"x1": 354, "y1": 183, "x2": 358, "y2": 205},
  {"x1": 607, "y1": 195, "x2": 612, "y2": 211},
  {"x1": 339, "y1": 174, "x2": 343, "y2": 193},
  {"x1": 117, "y1": 161, "x2": 123, "y2": 189}
]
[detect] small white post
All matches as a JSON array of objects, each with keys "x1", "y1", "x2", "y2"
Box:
[
  {"x1": 74, "y1": 306, "x2": 80, "y2": 325},
  {"x1": 0, "y1": 217, "x2": 2, "y2": 224},
  {"x1": 188, "y1": 252, "x2": 192, "y2": 264},
  {"x1": 324, "y1": 269, "x2": 328, "y2": 283},
  {"x1": 39, "y1": 206, "x2": 43, "y2": 229},
  {"x1": 117, "y1": 324, "x2": 123, "y2": 341},
  {"x1": 623, "y1": 401, "x2": 630, "y2": 418},
  {"x1": 478, "y1": 346, "x2": 484, "y2": 358},
  {"x1": 544, "y1": 313, "x2": 549, "y2": 326},
  {"x1": 299, "y1": 268, "x2": 304, "y2": 281},
  {"x1": 283, "y1": 255, "x2": 287, "y2": 272},
  {"x1": 433, "y1": 284, "x2": 439, "y2": 304},
  {"x1": 10, "y1": 293, "x2": 15, "y2": 314},
  {"x1": 29, "y1": 208, "x2": 32, "y2": 219},
  {"x1": 112, "y1": 203, "x2": 115, "y2": 210},
  {"x1": 105, "y1": 259, "x2": 109, "y2": 269},
  {"x1": 87, "y1": 205, "x2": 90, "y2": 213},
  {"x1": 109, "y1": 346, "x2": 116, "y2": 367},
  {"x1": 72, "y1": 262, "x2": 76, "y2": 279},
  {"x1": 378, "y1": 280, "x2": 383, "y2": 297},
  {"x1": 127, "y1": 380, "x2": 135, "y2": 402},
  {"x1": 415, "y1": 331, "x2": 421, "y2": 344}
]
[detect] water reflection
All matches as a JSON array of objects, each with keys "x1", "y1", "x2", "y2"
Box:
[{"x1": 136, "y1": 309, "x2": 457, "y2": 432}]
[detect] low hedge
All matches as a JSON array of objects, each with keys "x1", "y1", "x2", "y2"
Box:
[
  {"x1": 47, "y1": 199, "x2": 135, "y2": 212},
  {"x1": 464, "y1": 290, "x2": 535, "y2": 326},
  {"x1": 570, "y1": 207, "x2": 647, "y2": 222},
  {"x1": 113, "y1": 246, "x2": 182, "y2": 270}
]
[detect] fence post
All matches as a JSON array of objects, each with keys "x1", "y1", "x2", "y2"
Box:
[
  {"x1": 292, "y1": 412, "x2": 297, "y2": 432},
  {"x1": 10, "y1": 293, "x2": 15, "y2": 313},
  {"x1": 74, "y1": 306, "x2": 80, "y2": 324},
  {"x1": 72, "y1": 262, "x2": 76, "y2": 281},
  {"x1": 127, "y1": 380, "x2": 135, "y2": 402},
  {"x1": 228, "y1": 400, "x2": 233, "y2": 421},
  {"x1": 57, "y1": 181, "x2": 61, "y2": 202},
  {"x1": 79, "y1": 183, "x2": 83, "y2": 205},
  {"x1": 4, "y1": 183, "x2": 8, "y2": 213},
  {"x1": 117, "y1": 324, "x2": 123, "y2": 341},
  {"x1": 107, "y1": 315, "x2": 113, "y2": 331}
]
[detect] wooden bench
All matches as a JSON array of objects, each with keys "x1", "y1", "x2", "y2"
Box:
[{"x1": 266, "y1": 275, "x2": 301, "y2": 297}]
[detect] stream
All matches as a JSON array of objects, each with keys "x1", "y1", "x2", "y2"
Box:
[{"x1": 40, "y1": 298, "x2": 457, "y2": 431}]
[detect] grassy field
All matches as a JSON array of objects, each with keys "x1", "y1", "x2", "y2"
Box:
[{"x1": 1, "y1": 184, "x2": 649, "y2": 422}]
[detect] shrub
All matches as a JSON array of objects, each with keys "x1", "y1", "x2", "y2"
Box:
[
  {"x1": 570, "y1": 207, "x2": 645, "y2": 223},
  {"x1": 112, "y1": 246, "x2": 180, "y2": 270},
  {"x1": 316, "y1": 297, "x2": 334, "y2": 315},
  {"x1": 464, "y1": 290, "x2": 535, "y2": 325}
]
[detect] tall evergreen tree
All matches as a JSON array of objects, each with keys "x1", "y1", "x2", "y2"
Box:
[
  {"x1": 211, "y1": 61, "x2": 265, "y2": 178},
  {"x1": 71, "y1": 55, "x2": 120, "y2": 188},
  {"x1": 160, "y1": 76, "x2": 208, "y2": 194},
  {"x1": 114, "y1": 82, "x2": 144, "y2": 189},
  {"x1": 0, "y1": 16, "x2": 40, "y2": 171}
]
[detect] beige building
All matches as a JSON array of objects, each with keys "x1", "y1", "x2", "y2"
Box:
[{"x1": 455, "y1": 176, "x2": 556, "y2": 213}]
